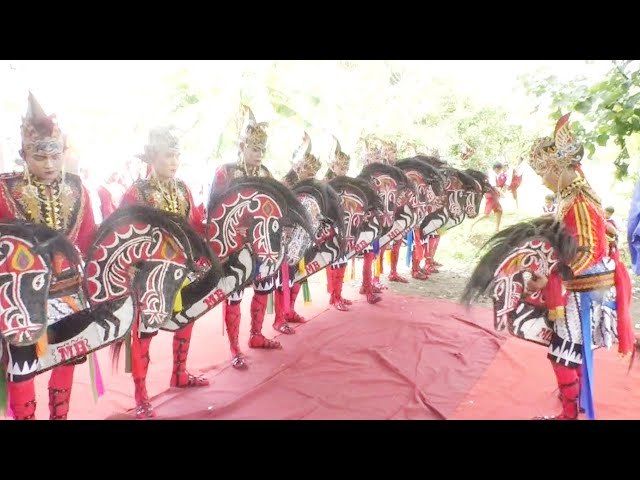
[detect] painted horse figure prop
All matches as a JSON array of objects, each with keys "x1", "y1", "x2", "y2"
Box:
[
  {"x1": 329, "y1": 175, "x2": 385, "y2": 304},
  {"x1": 162, "y1": 176, "x2": 314, "y2": 333},
  {"x1": 461, "y1": 217, "x2": 578, "y2": 346},
  {"x1": 290, "y1": 178, "x2": 346, "y2": 283},
  {"x1": 271, "y1": 178, "x2": 345, "y2": 334},
  {"x1": 46, "y1": 205, "x2": 214, "y2": 373},
  {"x1": 358, "y1": 162, "x2": 417, "y2": 251},
  {"x1": 0, "y1": 206, "x2": 208, "y2": 419}
]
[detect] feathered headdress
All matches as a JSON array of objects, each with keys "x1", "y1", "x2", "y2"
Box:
[
  {"x1": 20, "y1": 92, "x2": 64, "y2": 157},
  {"x1": 291, "y1": 131, "x2": 321, "y2": 179},
  {"x1": 327, "y1": 135, "x2": 350, "y2": 173},
  {"x1": 137, "y1": 125, "x2": 181, "y2": 164},
  {"x1": 529, "y1": 113, "x2": 584, "y2": 177},
  {"x1": 238, "y1": 105, "x2": 268, "y2": 150}
]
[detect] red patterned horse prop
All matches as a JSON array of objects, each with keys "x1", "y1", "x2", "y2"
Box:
[
  {"x1": 420, "y1": 167, "x2": 480, "y2": 237},
  {"x1": 433, "y1": 169, "x2": 492, "y2": 234},
  {"x1": 0, "y1": 221, "x2": 77, "y2": 348},
  {"x1": 395, "y1": 158, "x2": 446, "y2": 229},
  {"x1": 37, "y1": 206, "x2": 213, "y2": 374},
  {"x1": 162, "y1": 177, "x2": 313, "y2": 332},
  {"x1": 461, "y1": 217, "x2": 577, "y2": 345},
  {"x1": 358, "y1": 163, "x2": 415, "y2": 247},
  {"x1": 290, "y1": 179, "x2": 346, "y2": 283},
  {"x1": 328, "y1": 176, "x2": 384, "y2": 261}
]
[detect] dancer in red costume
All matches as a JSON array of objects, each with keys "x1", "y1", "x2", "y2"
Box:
[
  {"x1": 358, "y1": 138, "x2": 386, "y2": 297},
  {"x1": 273, "y1": 132, "x2": 322, "y2": 333},
  {"x1": 0, "y1": 92, "x2": 97, "y2": 420},
  {"x1": 379, "y1": 139, "x2": 409, "y2": 284},
  {"x1": 413, "y1": 154, "x2": 449, "y2": 280},
  {"x1": 120, "y1": 126, "x2": 209, "y2": 419},
  {"x1": 464, "y1": 113, "x2": 633, "y2": 420},
  {"x1": 471, "y1": 161, "x2": 506, "y2": 233},
  {"x1": 325, "y1": 137, "x2": 360, "y2": 310},
  {"x1": 210, "y1": 106, "x2": 282, "y2": 370},
  {"x1": 508, "y1": 159, "x2": 524, "y2": 209}
]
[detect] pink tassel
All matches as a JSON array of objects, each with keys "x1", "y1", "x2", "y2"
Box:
[
  {"x1": 93, "y1": 352, "x2": 105, "y2": 397},
  {"x1": 282, "y1": 263, "x2": 291, "y2": 317}
]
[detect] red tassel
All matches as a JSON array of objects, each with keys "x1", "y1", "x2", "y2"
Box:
[
  {"x1": 222, "y1": 301, "x2": 227, "y2": 336},
  {"x1": 130, "y1": 313, "x2": 143, "y2": 380},
  {"x1": 326, "y1": 268, "x2": 334, "y2": 294},
  {"x1": 281, "y1": 263, "x2": 291, "y2": 317},
  {"x1": 611, "y1": 248, "x2": 634, "y2": 355}
]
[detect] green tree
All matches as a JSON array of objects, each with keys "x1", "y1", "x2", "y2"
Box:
[{"x1": 521, "y1": 60, "x2": 640, "y2": 179}]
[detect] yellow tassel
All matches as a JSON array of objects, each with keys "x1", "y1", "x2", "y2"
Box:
[
  {"x1": 36, "y1": 334, "x2": 48, "y2": 358},
  {"x1": 385, "y1": 249, "x2": 392, "y2": 266},
  {"x1": 374, "y1": 256, "x2": 382, "y2": 277},
  {"x1": 173, "y1": 278, "x2": 191, "y2": 314},
  {"x1": 298, "y1": 258, "x2": 305, "y2": 275}
]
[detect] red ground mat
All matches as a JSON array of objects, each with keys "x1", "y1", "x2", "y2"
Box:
[{"x1": 5, "y1": 275, "x2": 639, "y2": 420}]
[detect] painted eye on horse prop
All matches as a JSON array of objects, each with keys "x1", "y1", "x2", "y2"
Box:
[
  {"x1": 12, "y1": 244, "x2": 36, "y2": 271},
  {"x1": 174, "y1": 269, "x2": 184, "y2": 281},
  {"x1": 32, "y1": 273, "x2": 46, "y2": 291}
]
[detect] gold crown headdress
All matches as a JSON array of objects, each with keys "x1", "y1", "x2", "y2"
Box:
[
  {"x1": 20, "y1": 91, "x2": 64, "y2": 157},
  {"x1": 238, "y1": 105, "x2": 268, "y2": 150},
  {"x1": 137, "y1": 125, "x2": 181, "y2": 163},
  {"x1": 380, "y1": 139, "x2": 398, "y2": 163},
  {"x1": 291, "y1": 131, "x2": 321, "y2": 178},
  {"x1": 328, "y1": 135, "x2": 350, "y2": 172},
  {"x1": 529, "y1": 113, "x2": 584, "y2": 177},
  {"x1": 363, "y1": 136, "x2": 383, "y2": 164}
]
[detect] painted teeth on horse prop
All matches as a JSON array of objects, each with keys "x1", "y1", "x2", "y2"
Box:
[
  {"x1": 208, "y1": 105, "x2": 313, "y2": 370},
  {"x1": 462, "y1": 113, "x2": 634, "y2": 421}
]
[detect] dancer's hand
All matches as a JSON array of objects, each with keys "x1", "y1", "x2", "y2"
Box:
[{"x1": 526, "y1": 273, "x2": 548, "y2": 292}]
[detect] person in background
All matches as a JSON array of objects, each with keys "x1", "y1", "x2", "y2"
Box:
[
  {"x1": 604, "y1": 206, "x2": 619, "y2": 255},
  {"x1": 542, "y1": 193, "x2": 557, "y2": 217},
  {"x1": 471, "y1": 161, "x2": 506, "y2": 233}
]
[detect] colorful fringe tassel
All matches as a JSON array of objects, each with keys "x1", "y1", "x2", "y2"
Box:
[
  {"x1": 88, "y1": 352, "x2": 105, "y2": 404},
  {"x1": 405, "y1": 230, "x2": 414, "y2": 268},
  {"x1": 385, "y1": 248, "x2": 392, "y2": 267},
  {"x1": 124, "y1": 332, "x2": 132, "y2": 374},
  {"x1": 374, "y1": 255, "x2": 382, "y2": 277},
  {"x1": 0, "y1": 364, "x2": 7, "y2": 417},
  {"x1": 302, "y1": 280, "x2": 312, "y2": 306},
  {"x1": 267, "y1": 291, "x2": 274, "y2": 314},
  {"x1": 350, "y1": 257, "x2": 356, "y2": 280}
]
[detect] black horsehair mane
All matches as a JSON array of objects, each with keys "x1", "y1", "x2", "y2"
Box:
[
  {"x1": 460, "y1": 216, "x2": 578, "y2": 306},
  {"x1": 0, "y1": 219, "x2": 81, "y2": 268},
  {"x1": 206, "y1": 176, "x2": 314, "y2": 240},
  {"x1": 89, "y1": 205, "x2": 217, "y2": 272},
  {"x1": 463, "y1": 169, "x2": 499, "y2": 195},
  {"x1": 329, "y1": 176, "x2": 385, "y2": 212},
  {"x1": 395, "y1": 157, "x2": 446, "y2": 195},
  {"x1": 293, "y1": 178, "x2": 345, "y2": 237}
]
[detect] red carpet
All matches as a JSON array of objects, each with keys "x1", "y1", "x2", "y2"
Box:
[{"x1": 5, "y1": 273, "x2": 640, "y2": 420}]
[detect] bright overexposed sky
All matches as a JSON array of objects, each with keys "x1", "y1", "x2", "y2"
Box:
[{"x1": 0, "y1": 60, "x2": 615, "y2": 183}]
